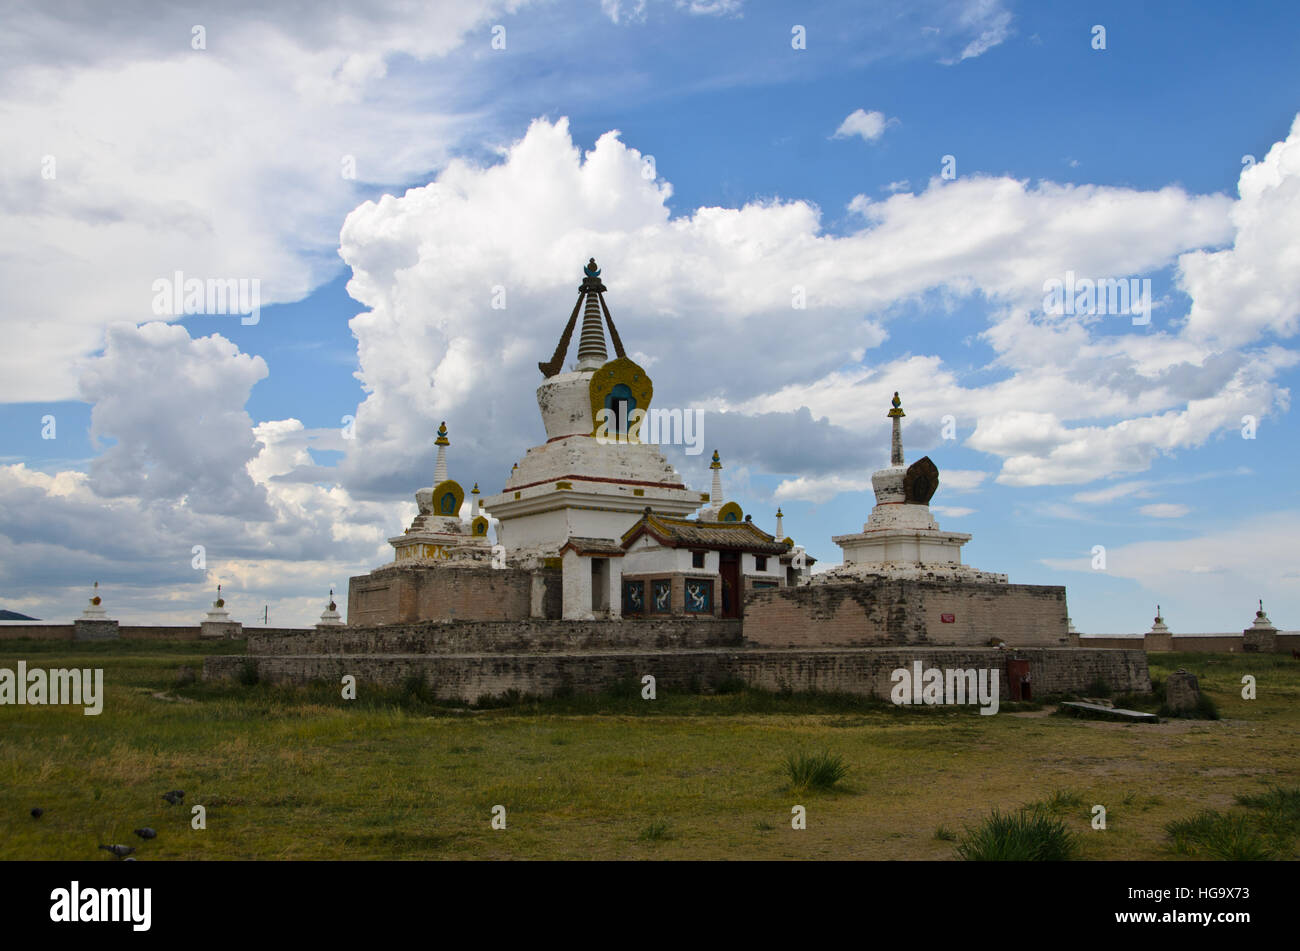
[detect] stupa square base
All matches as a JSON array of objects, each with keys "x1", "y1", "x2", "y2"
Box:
[{"x1": 743, "y1": 579, "x2": 1068, "y2": 648}]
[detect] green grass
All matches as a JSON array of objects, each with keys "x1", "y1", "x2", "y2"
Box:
[
  {"x1": 1035, "y1": 788, "x2": 1085, "y2": 816},
  {"x1": 638, "y1": 820, "x2": 672, "y2": 842},
  {"x1": 783, "y1": 751, "x2": 849, "y2": 793},
  {"x1": 1235, "y1": 786, "x2": 1300, "y2": 838},
  {"x1": 2, "y1": 643, "x2": 1299, "y2": 859},
  {"x1": 955, "y1": 807, "x2": 1078, "y2": 861},
  {"x1": 1164, "y1": 810, "x2": 1276, "y2": 860}
]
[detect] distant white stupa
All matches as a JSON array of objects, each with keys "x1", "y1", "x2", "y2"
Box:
[
  {"x1": 319, "y1": 588, "x2": 344, "y2": 626},
  {"x1": 81, "y1": 581, "x2": 108, "y2": 619},
  {"x1": 200, "y1": 584, "x2": 241, "y2": 639},
  {"x1": 205, "y1": 584, "x2": 231, "y2": 623}
]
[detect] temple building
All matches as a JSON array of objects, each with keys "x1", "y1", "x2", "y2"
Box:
[
  {"x1": 614, "y1": 452, "x2": 814, "y2": 619},
  {"x1": 216, "y1": 262, "x2": 1153, "y2": 704},
  {"x1": 348, "y1": 259, "x2": 803, "y2": 624}
]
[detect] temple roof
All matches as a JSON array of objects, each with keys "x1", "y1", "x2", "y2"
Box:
[
  {"x1": 621, "y1": 511, "x2": 791, "y2": 555},
  {"x1": 559, "y1": 536, "x2": 626, "y2": 557}
]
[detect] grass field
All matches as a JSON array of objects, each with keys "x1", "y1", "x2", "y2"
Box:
[{"x1": 2, "y1": 640, "x2": 1298, "y2": 860}]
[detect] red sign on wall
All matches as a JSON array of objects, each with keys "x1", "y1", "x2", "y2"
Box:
[{"x1": 940, "y1": 613, "x2": 955, "y2": 623}]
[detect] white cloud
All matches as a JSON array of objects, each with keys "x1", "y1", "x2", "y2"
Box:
[
  {"x1": 832, "y1": 109, "x2": 895, "y2": 143},
  {"x1": 946, "y1": 0, "x2": 1013, "y2": 63},
  {"x1": 1071, "y1": 481, "x2": 1151, "y2": 504},
  {"x1": 773, "y1": 474, "x2": 872, "y2": 503},
  {"x1": 676, "y1": 0, "x2": 744, "y2": 14},
  {"x1": 79, "y1": 323, "x2": 270, "y2": 517},
  {"x1": 0, "y1": 0, "x2": 529, "y2": 402},
  {"x1": 0, "y1": 319, "x2": 407, "y2": 624},
  {"x1": 1041, "y1": 511, "x2": 1300, "y2": 625},
  {"x1": 932, "y1": 505, "x2": 975, "y2": 518},
  {"x1": 331, "y1": 115, "x2": 1297, "y2": 505},
  {"x1": 1179, "y1": 114, "x2": 1300, "y2": 348},
  {"x1": 937, "y1": 469, "x2": 990, "y2": 492},
  {"x1": 602, "y1": 0, "x2": 649, "y2": 23},
  {"x1": 1139, "y1": 503, "x2": 1190, "y2": 519}
]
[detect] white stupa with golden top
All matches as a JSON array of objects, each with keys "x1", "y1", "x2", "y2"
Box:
[
  {"x1": 822, "y1": 392, "x2": 1005, "y2": 584},
  {"x1": 389, "y1": 421, "x2": 493, "y2": 564}
]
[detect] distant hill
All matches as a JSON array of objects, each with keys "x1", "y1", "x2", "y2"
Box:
[{"x1": 0, "y1": 610, "x2": 39, "y2": 621}]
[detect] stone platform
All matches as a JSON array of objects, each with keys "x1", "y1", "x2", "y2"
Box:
[
  {"x1": 204, "y1": 641, "x2": 1150, "y2": 703},
  {"x1": 246, "y1": 617, "x2": 743, "y2": 656},
  {"x1": 743, "y1": 579, "x2": 1070, "y2": 648}
]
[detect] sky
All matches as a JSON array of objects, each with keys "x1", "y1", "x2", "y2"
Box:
[{"x1": 1, "y1": 0, "x2": 1298, "y2": 632}]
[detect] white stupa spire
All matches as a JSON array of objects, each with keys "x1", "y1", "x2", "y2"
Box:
[
  {"x1": 434, "y1": 422, "x2": 450, "y2": 482},
  {"x1": 709, "y1": 450, "x2": 724, "y2": 507},
  {"x1": 575, "y1": 258, "x2": 609, "y2": 371},
  {"x1": 775, "y1": 507, "x2": 784, "y2": 539},
  {"x1": 888, "y1": 391, "x2": 905, "y2": 466}
]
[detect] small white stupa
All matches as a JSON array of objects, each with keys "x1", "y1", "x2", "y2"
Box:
[
  {"x1": 823, "y1": 392, "x2": 1005, "y2": 583},
  {"x1": 74, "y1": 581, "x2": 119, "y2": 640},
  {"x1": 1248, "y1": 599, "x2": 1275, "y2": 632},
  {"x1": 205, "y1": 584, "x2": 231, "y2": 623},
  {"x1": 81, "y1": 581, "x2": 109, "y2": 620},
  {"x1": 1147, "y1": 606, "x2": 1171, "y2": 636},
  {"x1": 389, "y1": 421, "x2": 493, "y2": 564},
  {"x1": 1244, "y1": 599, "x2": 1278, "y2": 652},
  {"x1": 200, "y1": 584, "x2": 241, "y2": 639},
  {"x1": 318, "y1": 588, "x2": 344, "y2": 626}
]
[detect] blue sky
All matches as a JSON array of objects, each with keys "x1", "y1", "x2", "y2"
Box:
[{"x1": 2, "y1": 0, "x2": 1298, "y2": 630}]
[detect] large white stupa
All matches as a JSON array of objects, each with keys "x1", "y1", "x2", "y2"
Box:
[
  {"x1": 822, "y1": 392, "x2": 1006, "y2": 584},
  {"x1": 480, "y1": 258, "x2": 703, "y2": 565}
]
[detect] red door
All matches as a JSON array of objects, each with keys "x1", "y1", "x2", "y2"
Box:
[
  {"x1": 1007, "y1": 659, "x2": 1031, "y2": 701},
  {"x1": 719, "y1": 552, "x2": 741, "y2": 619}
]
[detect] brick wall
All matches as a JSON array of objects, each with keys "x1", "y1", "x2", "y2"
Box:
[
  {"x1": 205, "y1": 646, "x2": 1150, "y2": 702},
  {"x1": 743, "y1": 580, "x2": 1069, "y2": 648},
  {"x1": 1078, "y1": 633, "x2": 1296, "y2": 654},
  {"x1": 0, "y1": 625, "x2": 74, "y2": 640},
  {"x1": 248, "y1": 617, "x2": 744, "y2": 655},
  {"x1": 347, "y1": 565, "x2": 557, "y2": 625},
  {"x1": 0, "y1": 624, "x2": 307, "y2": 642}
]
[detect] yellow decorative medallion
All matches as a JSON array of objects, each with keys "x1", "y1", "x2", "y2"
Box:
[
  {"x1": 471, "y1": 515, "x2": 489, "y2": 537},
  {"x1": 589, "y1": 357, "x2": 653, "y2": 441},
  {"x1": 430, "y1": 479, "x2": 464, "y2": 516},
  {"x1": 716, "y1": 501, "x2": 743, "y2": 523}
]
